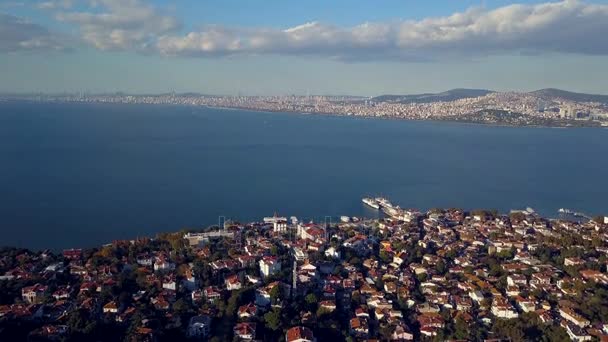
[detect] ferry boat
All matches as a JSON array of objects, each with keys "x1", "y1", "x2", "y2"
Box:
[
  {"x1": 382, "y1": 205, "x2": 402, "y2": 217},
  {"x1": 375, "y1": 197, "x2": 393, "y2": 208},
  {"x1": 362, "y1": 197, "x2": 380, "y2": 209}
]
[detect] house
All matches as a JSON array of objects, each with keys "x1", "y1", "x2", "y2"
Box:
[
  {"x1": 319, "y1": 300, "x2": 337, "y2": 312},
  {"x1": 103, "y1": 301, "x2": 119, "y2": 314},
  {"x1": 22, "y1": 284, "x2": 47, "y2": 304},
  {"x1": 135, "y1": 327, "x2": 157, "y2": 341},
  {"x1": 234, "y1": 322, "x2": 256, "y2": 340},
  {"x1": 393, "y1": 251, "x2": 407, "y2": 266},
  {"x1": 136, "y1": 254, "x2": 154, "y2": 266},
  {"x1": 564, "y1": 257, "x2": 586, "y2": 267},
  {"x1": 203, "y1": 286, "x2": 222, "y2": 304},
  {"x1": 286, "y1": 326, "x2": 316, "y2": 342},
  {"x1": 187, "y1": 315, "x2": 212, "y2": 338},
  {"x1": 293, "y1": 247, "x2": 308, "y2": 261},
  {"x1": 238, "y1": 303, "x2": 257, "y2": 319},
  {"x1": 153, "y1": 258, "x2": 175, "y2": 272},
  {"x1": 560, "y1": 307, "x2": 590, "y2": 328},
  {"x1": 454, "y1": 296, "x2": 473, "y2": 312},
  {"x1": 324, "y1": 246, "x2": 341, "y2": 259},
  {"x1": 469, "y1": 291, "x2": 485, "y2": 303},
  {"x1": 62, "y1": 249, "x2": 82, "y2": 260},
  {"x1": 417, "y1": 313, "x2": 444, "y2": 337},
  {"x1": 350, "y1": 317, "x2": 369, "y2": 337},
  {"x1": 300, "y1": 226, "x2": 326, "y2": 243},
  {"x1": 34, "y1": 325, "x2": 69, "y2": 340},
  {"x1": 507, "y1": 274, "x2": 527, "y2": 286},
  {"x1": 52, "y1": 286, "x2": 71, "y2": 300},
  {"x1": 259, "y1": 256, "x2": 281, "y2": 279},
  {"x1": 391, "y1": 323, "x2": 414, "y2": 340},
  {"x1": 564, "y1": 321, "x2": 592, "y2": 341},
  {"x1": 238, "y1": 255, "x2": 257, "y2": 268},
  {"x1": 531, "y1": 273, "x2": 551, "y2": 286},
  {"x1": 491, "y1": 297, "x2": 518, "y2": 319},
  {"x1": 225, "y1": 274, "x2": 243, "y2": 291},
  {"x1": 579, "y1": 269, "x2": 608, "y2": 285},
  {"x1": 162, "y1": 275, "x2": 177, "y2": 291},
  {"x1": 515, "y1": 296, "x2": 536, "y2": 313}
]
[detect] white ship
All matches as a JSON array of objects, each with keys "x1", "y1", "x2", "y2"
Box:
[
  {"x1": 362, "y1": 197, "x2": 380, "y2": 209},
  {"x1": 382, "y1": 205, "x2": 402, "y2": 217},
  {"x1": 375, "y1": 197, "x2": 393, "y2": 208}
]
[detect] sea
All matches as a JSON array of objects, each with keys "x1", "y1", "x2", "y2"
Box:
[{"x1": 1, "y1": 100, "x2": 607, "y2": 250}]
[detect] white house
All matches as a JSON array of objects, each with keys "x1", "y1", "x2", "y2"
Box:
[
  {"x1": 324, "y1": 246, "x2": 341, "y2": 259},
  {"x1": 491, "y1": 298, "x2": 518, "y2": 319},
  {"x1": 153, "y1": 258, "x2": 175, "y2": 272},
  {"x1": 259, "y1": 256, "x2": 281, "y2": 279},
  {"x1": 225, "y1": 274, "x2": 242, "y2": 291}
]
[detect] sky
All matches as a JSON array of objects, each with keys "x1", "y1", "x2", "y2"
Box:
[{"x1": 1, "y1": 0, "x2": 608, "y2": 96}]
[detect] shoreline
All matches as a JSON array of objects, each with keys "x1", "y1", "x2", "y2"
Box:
[{"x1": 2, "y1": 99, "x2": 606, "y2": 129}]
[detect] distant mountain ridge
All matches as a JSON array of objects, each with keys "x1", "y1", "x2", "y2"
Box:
[
  {"x1": 372, "y1": 88, "x2": 608, "y2": 105},
  {"x1": 371, "y1": 88, "x2": 495, "y2": 104},
  {"x1": 531, "y1": 88, "x2": 608, "y2": 104}
]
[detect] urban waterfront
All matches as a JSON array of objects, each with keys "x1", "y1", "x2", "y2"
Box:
[{"x1": 1, "y1": 101, "x2": 607, "y2": 250}]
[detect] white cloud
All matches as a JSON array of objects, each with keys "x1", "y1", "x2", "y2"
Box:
[
  {"x1": 56, "y1": 0, "x2": 180, "y2": 51},
  {"x1": 154, "y1": 0, "x2": 608, "y2": 61},
  {"x1": 0, "y1": 12, "x2": 68, "y2": 52},
  {"x1": 5, "y1": 0, "x2": 608, "y2": 61},
  {"x1": 36, "y1": 0, "x2": 74, "y2": 10}
]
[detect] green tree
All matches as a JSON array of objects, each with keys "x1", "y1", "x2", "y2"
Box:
[{"x1": 264, "y1": 308, "x2": 282, "y2": 331}]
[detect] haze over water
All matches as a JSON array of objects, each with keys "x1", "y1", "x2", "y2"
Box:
[{"x1": 1, "y1": 101, "x2": 607, "y2": 250}]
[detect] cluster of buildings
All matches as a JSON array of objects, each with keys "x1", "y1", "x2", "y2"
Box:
[
  {"x1": 18, "y1": 91, "x2": 608, "y2": 126},
  {"x1": 1, "y1": 206, "x2": 608, "y2": 341}
]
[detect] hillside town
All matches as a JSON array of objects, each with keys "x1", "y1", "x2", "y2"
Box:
[
  {"x1": 1, "y1": 203, "x2": 608, "y2": 341},
  {"x1": 11, "y1": 90, "x2": 608, "y2": 127}
]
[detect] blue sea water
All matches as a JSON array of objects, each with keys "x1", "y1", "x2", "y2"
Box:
[{"x1": 0, "y1": 101, "x2": 607, "y2": 250}]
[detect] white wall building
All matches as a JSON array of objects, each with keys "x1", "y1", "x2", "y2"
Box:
[{"x1": 259, "y1": 256, "x2": 281, "y2": 279}]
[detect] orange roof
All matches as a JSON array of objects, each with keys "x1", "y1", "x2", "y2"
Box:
[{"x1": 286, "y1": 326, "x2": 314, "y2": 342}]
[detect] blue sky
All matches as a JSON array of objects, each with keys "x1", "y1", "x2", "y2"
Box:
[{"x1": 1, "y1": 0, "x2": 608, "y2": 95}]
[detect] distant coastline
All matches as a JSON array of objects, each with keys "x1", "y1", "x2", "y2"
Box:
[{"x1": 2, "y1": 97, "x2": 606, "y2": 128}]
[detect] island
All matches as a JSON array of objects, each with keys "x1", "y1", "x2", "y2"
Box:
[{"x1": 1, "y1": 199, "x2": 608, "y2": 341}]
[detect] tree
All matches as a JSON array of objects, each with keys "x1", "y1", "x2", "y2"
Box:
[
  {"x1": 453, "y1": 316, "x2": 470, "y2": 340},
  {"x1": 269, "y1": 285, "x2": 281, "y2": 304},
  {"x1": 305, "y1": 293, "x2": 318, "y2": 311},
  {"x1": 435, "y1": 259, "x2": 447, "y2": 275},
  {"x1": 172, "y1": 298, "x2": 191, "y2": 317},
  {"x1": 263, "y1": 308, "x2": 282, "y2": 331}
]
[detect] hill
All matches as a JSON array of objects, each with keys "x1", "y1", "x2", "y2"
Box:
[
  {"x1": 371, "y1": 88, "x2": 494, "y2": 104},
  {"x1": 531, "y1": 88, "x2": 608, "y2": 104}
]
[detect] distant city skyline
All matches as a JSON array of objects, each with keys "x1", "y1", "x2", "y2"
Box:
[{"x1": 1, "y1": 0, "x2": 608, "y2": 96}]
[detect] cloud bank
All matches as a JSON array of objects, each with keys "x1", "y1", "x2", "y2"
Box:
[
  {"x1": 0, "y1": 12, "x2": 68, "y2": 52},
  {"x1": 154, "y1": 0, "x2": 608, "y2": 60},
  {"x1": 2, "y1": 0, "x2": 608, "y2": 61},
  {"x1": 56, "y1": 0, "x2": 181, "y2": 51}
]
